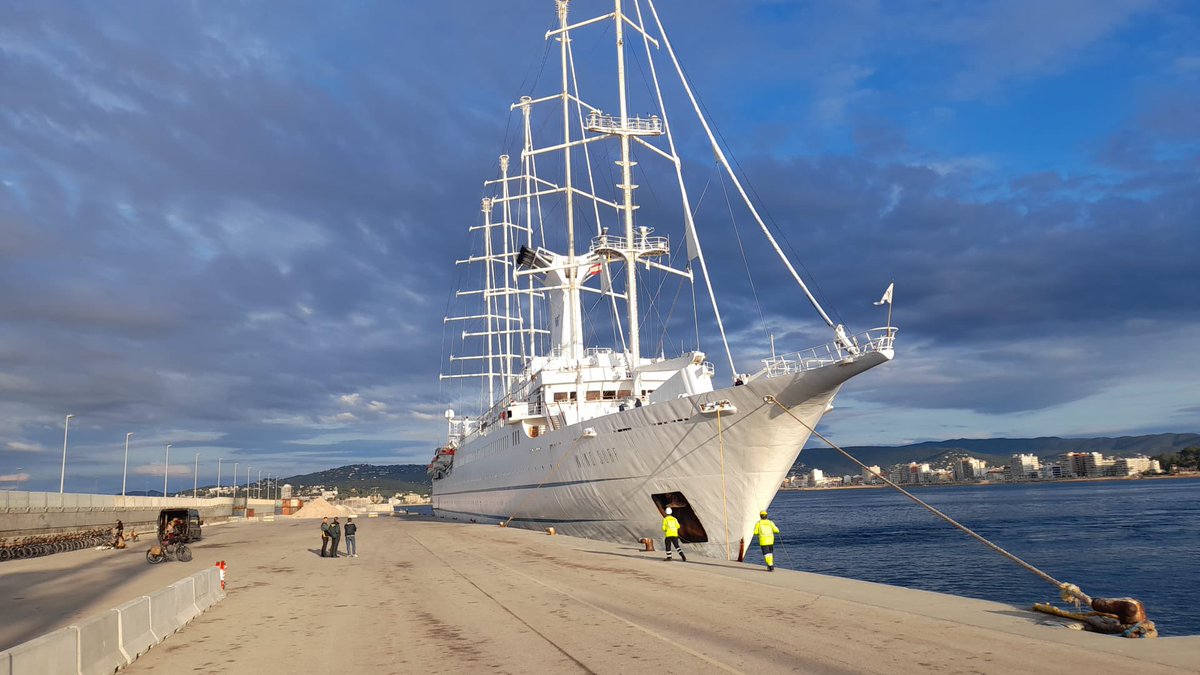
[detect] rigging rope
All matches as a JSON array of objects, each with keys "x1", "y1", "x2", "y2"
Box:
[{"x1": 762, "y1": 395, "x2": 1091, "y2": 605}]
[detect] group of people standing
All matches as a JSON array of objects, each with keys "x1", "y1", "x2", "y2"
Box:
[
  {"x1": 319, "y1": 516, "x2": 358, "y2": 558},
  {"x1": 661, "y1": 508, "x2": 780, "y2": 571}
]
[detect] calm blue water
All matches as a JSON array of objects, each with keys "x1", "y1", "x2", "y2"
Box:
[{"x1": 743, "y1": 479, "x2": 1200, "y2": 636}]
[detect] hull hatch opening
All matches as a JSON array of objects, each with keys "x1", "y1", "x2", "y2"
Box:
[{"x1": 651, "y1": 492, "x2": 709, "y2": 543}]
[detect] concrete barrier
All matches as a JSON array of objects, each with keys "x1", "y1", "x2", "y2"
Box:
[
  {"x1": 3, "y1": 626, "x2": 79, "y2": 674},
  {"x1": 2, "y1": 569, "x2": 229, "y2": 674},
  {"x1": 147, "y1": 587, "x2": 179, "y2": 640},
  {"x1": 115, "y1": 596, "x2": 156, "y2": 660},
  {"x1": 171, "y1": 577, "x2": 200, "y2": 628},
  {"x1": 73, "y1": 609, "x2": 125, "y2": 675},
  {"x1": 193, "y1": 569, "x2": 216, "y2": 611}
]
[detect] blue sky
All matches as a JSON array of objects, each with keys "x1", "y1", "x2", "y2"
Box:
[{"x1": 1, "y1": 0, "x2": 1197, "y2": 493}]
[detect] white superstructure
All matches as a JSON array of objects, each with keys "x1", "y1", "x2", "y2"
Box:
[{"x1": 433, "y1": 0, "x2": 896, "y2": 560}]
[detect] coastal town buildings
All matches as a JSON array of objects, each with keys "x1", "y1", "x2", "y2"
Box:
[{"x1": 791, "y1": 450, "x2": 1164, "y2": 489}]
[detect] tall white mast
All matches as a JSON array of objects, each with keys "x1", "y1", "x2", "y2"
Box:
[
  {"x1": 500, "y1": 154, "x2": 515, "y2": 388},
  {"x1": 614, "y1": 0, "x2": 640, "y2": 368},
  {"x1": 482, "y1": 196, "x2": 496, "y2": 407},
  {"x1": 558, "y1": 0, "x2": 584, "y2": 361}
]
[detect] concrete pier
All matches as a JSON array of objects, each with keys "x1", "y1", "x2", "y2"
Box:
[{"x1": 4, "y1": 517, "x2": 1197, "y2": 673}]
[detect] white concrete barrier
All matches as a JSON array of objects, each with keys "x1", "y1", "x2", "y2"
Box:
[
  {"x1": 3, "y1": 626, "x2": 79, "y2": 674},
  {"x1": 171, "y1": 577, "x2": 200, "y2": 628},
  {"x1": 147, "y1": 587, "x2": 179, "y2": 639},
  {"x1": 115, "y1": 596, "x2": 156, "y2": 660},
  {"x1": 2, "y1": 569, "x2": 229, "y2": 674},
  {"x1": 193, "y1": 569, "x2": 216, "y2": 611},
  {"x1": 73, "y1": 609, "x2": 125, "y2": 675}
]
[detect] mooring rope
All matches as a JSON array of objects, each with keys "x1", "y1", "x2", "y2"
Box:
[{"x1": 763, "y1": 395, "x2": 1091, "y2": 606}]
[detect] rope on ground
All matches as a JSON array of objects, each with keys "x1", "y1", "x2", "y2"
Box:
[{"x1": 763, "y1": 394, "x2": 1156, "y2": 638}]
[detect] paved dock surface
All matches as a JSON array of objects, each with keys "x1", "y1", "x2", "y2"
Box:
[{"x1": 5, "y1": 517, "x2": 1198, "y2": 673}]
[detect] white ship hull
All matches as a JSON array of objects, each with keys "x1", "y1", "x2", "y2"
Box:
[{"x1": 433, "y1": 350, "x2": 889, "y2": 560}]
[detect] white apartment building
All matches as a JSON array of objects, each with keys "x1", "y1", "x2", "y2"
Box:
[
  {"x1": 953, "y1": 457, "x2": 989, "y2": 481},
  {"x1": 1009, "y1": 454, "x2": 1041, "y2": 480},
  {"x1": 1114, "y1": 455, "x2": 1155, "y2": 476}
]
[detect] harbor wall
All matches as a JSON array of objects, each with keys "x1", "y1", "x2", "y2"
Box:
[{"x1": 0, "y1": 491, "x2": 275, "y2": 538}]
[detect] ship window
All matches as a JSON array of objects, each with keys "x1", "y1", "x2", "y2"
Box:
[
  {"x1": 651, "y1": 492, "x2": 709, "y2": 543},
  {"x1": 603, "y1": 390, "x2": 617, "y2": 400},
  {"x1": 618, "y1": 389, "x2": 632, "y2": 398},
  {"x1": 554, "y1": 392, "x2": 569, "y2": 402},
  {"x1": 586, "y1": 391, "x2": 601, "y2": 401}
]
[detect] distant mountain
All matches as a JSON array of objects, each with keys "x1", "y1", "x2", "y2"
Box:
[
  {"x1": 792, "y1": 433, "x2": 1200, "y2": 477},
  {"x1": 282, "y1": 463, "x2": 430, "y2": 496},
  {"x1": 122, "y1": 490, "x2": 165, "y2": 497}
]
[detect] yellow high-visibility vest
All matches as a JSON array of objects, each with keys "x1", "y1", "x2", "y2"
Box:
[
  {"x1": 753, "y1": 518, "x2": 779, "y2": 546},
  {"x1": 662, "y1": 515, "x2": 681, "y2": 537}
]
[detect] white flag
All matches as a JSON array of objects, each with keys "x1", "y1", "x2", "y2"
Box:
[{"x1": 874, "y1": 282, "x2": 894, "y2": 306}]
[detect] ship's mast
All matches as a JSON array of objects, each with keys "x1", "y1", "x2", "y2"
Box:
[
  {"x1": 558, "y1": 0, "x2": 584, "y2": 361},
  {"x1": 614, "y1": 0, "x2": 640, "y2": 368}
]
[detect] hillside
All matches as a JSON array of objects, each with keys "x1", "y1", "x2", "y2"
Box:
[
  {"x1": 282, "y1": 463, "x2": 430, "y2": 496},
  {"x1": 792, "y1": 433, "x2": 1200, "y2": 477}
]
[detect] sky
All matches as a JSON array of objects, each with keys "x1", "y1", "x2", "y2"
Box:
[{"x1": 1, "y1": 0, "x2": 1197, "y2": 493}]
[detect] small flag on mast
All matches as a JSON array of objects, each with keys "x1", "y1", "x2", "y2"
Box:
[{"x1": 874, "y1": 282, "x2": 894, "y2": 306}]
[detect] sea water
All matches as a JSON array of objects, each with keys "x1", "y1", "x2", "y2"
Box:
[{"x1": 751, "y1": 478, "x2": 1200, "y2": 636}]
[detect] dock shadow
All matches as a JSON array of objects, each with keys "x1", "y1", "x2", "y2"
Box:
[{"x1": 580, "y1": 548, "x2": 738, "y2": 569}]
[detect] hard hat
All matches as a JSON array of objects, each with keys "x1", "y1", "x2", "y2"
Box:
[
  {"x1": 665, "y1": 507, "x2": 673, "y2": 515},
  {"x1": 760, "y1": 510, "x2": 768, "y2": 518}
]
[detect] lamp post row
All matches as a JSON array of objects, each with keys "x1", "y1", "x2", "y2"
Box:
[{"x1": 56, "y1": 414, "x2": 274, "y2": 498}]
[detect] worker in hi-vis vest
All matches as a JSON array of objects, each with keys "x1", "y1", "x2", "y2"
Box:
[
  {"x1": 662, "y1": 507, "x2": 687, "y2": 562},
  {"x1": 753, "y1": 510, "x2": 780, "y2": 571}
]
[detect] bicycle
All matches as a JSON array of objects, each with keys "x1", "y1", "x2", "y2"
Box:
[{"x1": 146, "y1": 539, "x2": 192, "y2": 564}]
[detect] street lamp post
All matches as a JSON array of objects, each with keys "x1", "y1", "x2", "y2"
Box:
[
  {"x1": 232, "y1": 462, "x2": 239, "y2": 504},
  {"x1": 121, "y1": 432, "x2": 133, "y2": 497},
  {"x1": 257, "y1": 470, "x2": 262, "y2": 499},
  {"x1": 193, "y1": 452, "x2": 199, "y2": 498},
  {"x1": 163, "y1": 443, "x2": 172, "y2": 497},
  {"x1": 245, "y1": 467, "x2": 252, "y2": 500},
  {"x1": 59, "y1": 414, "x2": 75, "y2": 494},
  {"x1": 216, "y1": 458, "x2": 222, "y2": 497}
]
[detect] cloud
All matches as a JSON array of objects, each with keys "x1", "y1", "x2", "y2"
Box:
[
  {"x1": 0, "y1": 1, "x2": 1195, "y2": 491},
  {"x1": 132, "y1": 464, "x2": 192, "y2": 477},
  {"x1": 0, "y1": 473, "x2": 31, "y2": 482}
]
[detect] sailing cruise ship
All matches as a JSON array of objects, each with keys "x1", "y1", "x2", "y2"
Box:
[{"x1": 431, "y1": 0, "x2": 896, "y2": 560}]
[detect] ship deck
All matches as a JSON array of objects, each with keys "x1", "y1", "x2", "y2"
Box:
[{"x1": 10, "y1": 517, "x2": 1196, "y2": 673}]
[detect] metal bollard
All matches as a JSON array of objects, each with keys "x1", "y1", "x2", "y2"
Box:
[{"x1": 639, "y1": 537, "x2": 655, "y2": 551}]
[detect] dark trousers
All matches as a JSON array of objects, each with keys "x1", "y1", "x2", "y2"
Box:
[
  {"x1": 665, "y1": 536, "x2": 686, "y2": 560},
  {"x1": 330, "y1": 537, "x2": 341, "y2": 557},
  {"x1": 321, "y1": 535, "x2": 329, "y2": 557}
]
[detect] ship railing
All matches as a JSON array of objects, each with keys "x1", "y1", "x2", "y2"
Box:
[
  {"x1": 589, "y1": 234, "x2": 670, "y2": 256},
  {"x1": 585, "y1": 111, "x2": 664, "y2": 136},
  {"x1": 761, "y1": 327, "x2": 897, "y2": 377}
]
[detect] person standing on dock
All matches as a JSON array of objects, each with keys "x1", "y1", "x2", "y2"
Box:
[
  {"x1": 344, "y1": 517, "x2": 357, "y2": 558},
  {"x1": 320, "y1": 517, "x2": 331, "y2": 557},
  {"x1": 662, "y1": 508, "x2": 686, "y2": 562},
  {"x1": 329, "y1": 517, "x2": 342, "y2": 558},
  {"x1": 753, "y1": 510, "x2": 780, "y2": 571}
]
